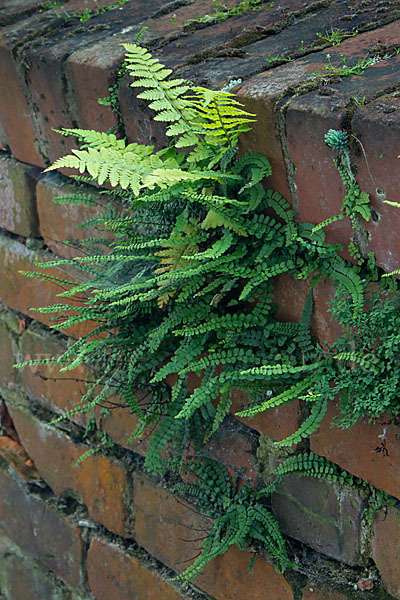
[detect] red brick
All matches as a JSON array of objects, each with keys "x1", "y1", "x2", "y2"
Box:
[
  {"x1": 311, "y1": 277, "x2": 343, "y2": 347},
  {"x1": 204, "y1": 417, "x2": 257, "y2": 484},
  {"x1": 271, "y1": 475, "x2": 363, "y2": 565},
  {"x1": 311, "y1": 401, "x2": 400, "y2": 500},
  {"x1": 133, "y1": 474, "x2": 211, "y2": 570},
  {"x1": 133, "y1": 474, "x2": 293, "y2": 599},
  {"x1": 198, "y1": 544, "x2": 294, "y2": 600},
  {"x1": 0, "y1": 155, "x2": 39, "y2": 237},
  {"x1": 0, "y1": 234, "x2": 95, "y2": 338},
  {"x1": 302, "y1": 586, "x2": 350, "y2": 600},
  {"x1": 100, "y1": 403, "x2": 148, "y2": 457},
  {"x1": 64, "y1": 0, "x2": 173, "y2": 135},
  {"x1": 0, "y1": 14, "x2": 49, "y2": 166},
  {"x1": 352, "y1": 94, "x2": 400, "y2": 275},
  {"x1": 36, "y1": 173, "x2": 112, "y2": 259},
  {"x1": 8, "y1": 406, "x2": 130, "y2": 536},
  {"x1": 273, "y1": 273, "x2": 310, "y2": 323},
  {"x1": 286, "y1": 92, "x2": 351, "y2": 251},
  {"x1": 20, "y1": 0, "x2": 170, "y2": 165},
  {"x1": 373, "y1": 505, "x2": 400, "y2": 599},
  {"x1": 66, "y1": 41, "x2": 122, "y2": 134},
  {"x1": 0, "y1": 468, "x2": 84, "y2": 586},
  {"x1": 88, "y1": 537, "x2": 182, "y2": 600},
  {"x1": 231, "y1": 387, "x2": 303, "y2": 442},
  {"x1": 18, "y1": 326, "x2": 89, "y2": 426}
]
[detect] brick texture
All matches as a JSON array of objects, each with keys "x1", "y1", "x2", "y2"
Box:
[
  {"x1": 36, "y1": 174, "x2": 109, "y2": 259},
  {"x1": 271, "y1": 475, "x2": 364, "y2": 565},
  {"x1": 5, "y1": 553, "x2": 63, "y2": 600},
  {"x1": 133, "y1": 474, "x2": 294, "y2": 600},
  {"x1": 8, "y1": 406, "x2": 130, "y2": 536},
  {"x1": 88, "y1": 538, "x2": 182, "y2": 600},
  {"x1": 0, "y1": 234, "x2": 95, "y2": 338},
  {"x1": 18, "y1": 325, "x2": 89, "y2": 426},
  {"x1": 0, "y1": 14, "x2": 49, "y2": 166},
  {"x1": 311, "y1": 402, "x2": 400, "y2": 500},
  {"x1": 0, "y1": 468, "x2": 84, "y2": 586},
  {"x1": 0, "y1": 155, "x2": 39, "y2": 237}
]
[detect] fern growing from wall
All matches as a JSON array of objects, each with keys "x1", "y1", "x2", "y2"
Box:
[{"x1": 14, "y1": 43, "x2": 399, "y2": 583}]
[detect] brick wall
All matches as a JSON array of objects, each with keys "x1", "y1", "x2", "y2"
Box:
[{"x1": 0, "y1": 1, "x2": 400, "y2": 599}]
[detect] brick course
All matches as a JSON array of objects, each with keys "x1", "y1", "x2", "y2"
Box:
[
  {"x1": 8, "y1": 406, "x2": 130, "y2": 536},
  {"x1": 0, "y1": 468, "x2": 84, "y2": 586},
  {"x1": 87, "y1": 538, "x2": 182, "y2": 600}
]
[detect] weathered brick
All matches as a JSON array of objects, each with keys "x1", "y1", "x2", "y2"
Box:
[
  {"x1": 5, "y1": 553, "x2": 60, "y2": 600},
  {"x1": 286, "y1": 92, "x2": 351, "y2": 251},
  {"x1": 65, "y1": 0, "x2": 169, "y2": 133},
  {"x1": 0, "y1": 468, "x2": 84, "y2": 586},
  {"x1": 0, "y1": 154, "x2": 39, "y2": 237},
  {"x1": 285, "y1": 23, "x2": 400, "y2": 254},
  {"x1": 0, "y1": 0, "x2": 41, "y2": 27},
  {"x1": 373, "y1": 505, "x2": 400, "y2": 599},
  {"x1": 88, "y1": 537, "x2": 182, "y2": 600},
  {"x1": 352, "y1": 94, "x2": 400, "y2": 275},
  {"x1": 310, "y1": 401, "x2": 400, "y2": 500},
  {"x1": 0, "y1": 14, "x2": 49, "y2": 166},
  {"x1": 100, "y1": 403, "x2": 148, "y2": 457},
  {"x1": 271, "y1": 474, "x2": 364, "y2": 565},
  {"x1": 0, "y1": 234, "x2": 94, "y2": 338},
  {"x1": 231, "y1": 387, "x2": 303, "y2": 443},
  {"x1": 36, "y1": 173, "x2": 112, "y2": 259},
  {"x1": 133, "y1": 474, "x2": 293, "y2": 599},
  {"x1": 204, "y1": 416, "x2": 257, "y2": 484},
  {"x1": 18, "y1": 325, "x2": 89, "y2": 426},
  {"x1": 8, "y1": 406, "x2": 130, "y2": 536},
  {"x1": 311, "y1": 277, "x2": 343, "y2": 347}
]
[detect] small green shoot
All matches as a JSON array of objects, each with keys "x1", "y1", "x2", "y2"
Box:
[{"x1": 316, "y1": 27, "x2": 358, "y2": 46}]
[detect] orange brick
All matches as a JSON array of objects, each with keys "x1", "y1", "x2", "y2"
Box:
[
  {"x1": 88, "y1": 538, "x2": 182, "y2": 600},
  {"x1": 18, "y1": 326, "x2": 89, "y2": 427},
  {"x1": 133, "y1": 474, "x2": 293, "y2": 599},
  {"x1": 311, "y1": 401, "x2": 400, "y2": 500},
  {"x1": 8, "y1": 406, "x2": 130, "y2": 536},
  {"x1": 36, "y1": 174, "x2": 110, "y2": 259},
  {"x1": 0, "y1": 234, "x2": 96, "y2": 338}
]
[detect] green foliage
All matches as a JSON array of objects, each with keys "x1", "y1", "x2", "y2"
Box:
[
  {"x1": 326, "y1": 287, "x2": 400, "y2": 428},
  {"x1": 16, "y1": 43, "x2": 400, "y2": 583},
  {"x1": 182, "y1": 0, "x2": 275, "y2": 28},
  {"x1": 316, "y1": 28, "x2": 357, "y2": 46},
  {"x1": 171, "y1": 457, "x2": 291, "y2": 582}
]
